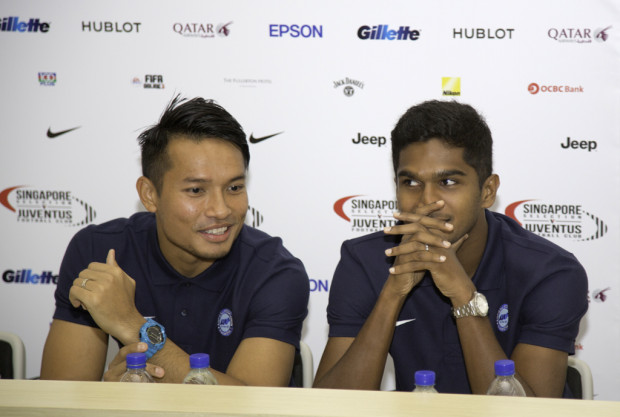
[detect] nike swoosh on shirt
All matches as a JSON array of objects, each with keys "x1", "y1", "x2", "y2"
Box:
[
  {"x1": 395, "y1": 319, "x2": 416, "y2": 327},
  {"x1": 248, "y1": 131, "x2": 283, "y2": 144},
  {"x1": 47, "y1": 126, "x2": 81, "y2": 138}
]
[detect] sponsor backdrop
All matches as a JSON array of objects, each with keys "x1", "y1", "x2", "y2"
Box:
[{"x1": 1, "y1": 0, "x2": 619, "y2": 399}]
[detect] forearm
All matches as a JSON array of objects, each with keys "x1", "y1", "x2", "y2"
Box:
[
  {"x1": 314, "y1": 281, "x2": 406, "y2": 390},
  {"x1": 456, "y1": 316, "x2": 536, "y2": 396}
]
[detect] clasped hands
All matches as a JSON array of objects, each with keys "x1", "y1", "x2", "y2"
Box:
[{"x1": 383, "y1": 200, "x2": 474, "y2": 301}]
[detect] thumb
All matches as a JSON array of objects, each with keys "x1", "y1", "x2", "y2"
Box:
[{"x1": 107, "y1": 249, "x2": 118, "y2": 266}]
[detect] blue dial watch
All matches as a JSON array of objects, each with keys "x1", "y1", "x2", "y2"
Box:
[{"x1": 139, "y1": 318, "x2": 166, "y2": 360}]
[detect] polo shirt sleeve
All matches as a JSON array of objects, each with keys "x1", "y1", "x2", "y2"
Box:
[
  {"x1": 242, "y1": 256, "x2": 309, "y2": 349},
  {"x1": 327, "y1": 240, "x2": 378, "y2": 338},
  {"x1": 52, "y1": 227, "x2": 99, "y2": 328},
  {"x1": 518, "y1": 258, "x2": 588, "y2": 354}
]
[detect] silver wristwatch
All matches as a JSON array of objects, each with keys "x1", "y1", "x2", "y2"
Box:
[{"x1": 452, "y1": 291, "x2": 489, "y2": 318}]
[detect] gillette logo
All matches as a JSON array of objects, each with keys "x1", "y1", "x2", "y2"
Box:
[
  {"x1": 2, "y1": 269, "x2": 58, "y2": 284},
  {"x1": 1, "y1": 16, "x2": 50, "y2": 32},
  {"x1": 357, "y1": 25, "x2": 420, "y2": 40}
]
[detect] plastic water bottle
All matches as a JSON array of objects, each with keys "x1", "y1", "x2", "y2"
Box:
[
  {"x1": 120, "y1": 352, "x2": 154, "y2": 383},
  {"x1": 413, "y1": 370, "x2": 438, "y2": 393},
  {"x1": 486, "y1": 359, "x2": 526, "y2": 396},
  {"x1": 183, "y1": 353, "x2": 218, "y2": 385}
]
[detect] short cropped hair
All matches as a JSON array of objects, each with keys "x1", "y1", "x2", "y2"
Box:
[
  {"x1": 138, "y1": 95, "x2": 249, "y2": 192},
  {"x1": 391, "y1": 100, "x2": 492, "y2": 187}
]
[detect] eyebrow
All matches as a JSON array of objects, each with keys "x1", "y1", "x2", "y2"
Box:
[
  {"x1": 182, "y1": 174, "x2": 246, "y2": 184},
  {"x1": 397, "y1": 169, "x2": 467, "y2": 179}
]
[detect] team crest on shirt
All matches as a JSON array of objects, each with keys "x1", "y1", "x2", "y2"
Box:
[
  {"x1": 217, "y1": 308, "x2": 234, "y2": 336},
  {"x1": 496, "y1": 304, "x2": 509, "y2": 332}
]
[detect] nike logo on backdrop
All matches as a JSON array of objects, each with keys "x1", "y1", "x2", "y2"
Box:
[
  {"x1": 395, "y1": 319, "x2": 416, "y2": 327},
  {"x1": 47, "y1": 126, "x2": 80, "y2": 138},
  {"x1": 249, "y1": 131, "x2": 283, "y2": 144}
]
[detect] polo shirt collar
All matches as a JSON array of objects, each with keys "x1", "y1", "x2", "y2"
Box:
[{"x1": 149, "y1": 223, "x2": 243, "y2": 291}]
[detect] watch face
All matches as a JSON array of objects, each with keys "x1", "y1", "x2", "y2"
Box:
[
  {"x1": 146, "y1": 326, "x2": 163, "y2": 344},
  {"x1": 474, "y1": 293, "x2": 489, "y2": 316}
]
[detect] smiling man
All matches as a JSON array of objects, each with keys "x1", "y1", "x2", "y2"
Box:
[
  {"x1": 41, "y1": 96, "x2": 309, "y2": 385},
  {"x1": 314, "y1": 100, "x2": 588, "y2": 397}
]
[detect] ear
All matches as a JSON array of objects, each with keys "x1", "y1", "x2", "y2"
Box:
[
  {"x1": 480, "y1": 174, "x2": 500, "y2": 209},
  {"x1": 136, "y1": 176, "x2": 158, "y2": 213}
]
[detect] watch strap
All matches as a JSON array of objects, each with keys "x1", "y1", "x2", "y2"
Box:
[{"x1": 452, "y1": 291, "x2": 487, "y2": 319}]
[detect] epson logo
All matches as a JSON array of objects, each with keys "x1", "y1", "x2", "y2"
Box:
[
  {"x1": 357, "y1": 25, "x2": 420, "y2": 41},
  {"x1": 0, "y1": 16, "x2": 50, "y2": 33},
  {"x1": 352, "y1": 133, "x2": 387, "y2": 147},
  {"x1": 561, "y1": 137, "x2": 597, "y2": 152},
  {"x1": 2, "y1": 269, "x2": 58, "y2": 285},
  {"x1": 309, "y1": 279, "x2": 329, "y2": 292},
  {"x1": 269, "y1": 24, "x2": 323, "y2": 38}
]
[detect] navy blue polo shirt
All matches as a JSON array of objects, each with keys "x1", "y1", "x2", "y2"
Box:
[
  {"x1": 53, "y1": 212, "x2": 309, "y2": 374},
  {"x1": 327, "y1": 210, "x2": 588, "y2": 394}
]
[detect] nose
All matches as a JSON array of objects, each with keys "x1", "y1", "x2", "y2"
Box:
[
  {"x1": 418, "y1": 184, "x2": 439, "y2": 207},
  {"x1": 204, "y1": 190, "x2": 232, "y2": 219}
]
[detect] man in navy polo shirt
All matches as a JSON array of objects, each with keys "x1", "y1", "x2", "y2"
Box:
[
  {"x1": 313, "y1": 100, "x2": 588, "y2": 396},
  {"x1": 41, "y1": 96, "x2": 309, "y2": 385}
]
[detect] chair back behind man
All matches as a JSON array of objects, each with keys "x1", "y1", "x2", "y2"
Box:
[{"x1": 0, "y1": 331, "x2": 26, "y2": 379}]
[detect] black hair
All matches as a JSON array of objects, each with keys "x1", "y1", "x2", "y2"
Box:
[
  {"x1": 138, "y1": 95, "x2": 249, "y2": 191},
  {"x1": 391, "y1": 100, "x2": 492, "y2": 187}
]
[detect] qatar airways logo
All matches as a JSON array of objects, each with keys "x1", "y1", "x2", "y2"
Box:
[
  {"x1": 592, "y1": 287, "x2": 611, "y2": 303},
  {"x1": 548, "y1": 26, "x2": 611, "y2": 43},
  {"x1": 505, "y1": 199, "x2": 607, "y2": 241},
  {"x1": 334, "y1": 195, "x2": 397, "y2": 233},
  {"x1": 0, "y1": 185, "x2": 96, "y2": 226},
  {"x1": 173, "y1": 21, "x2": 232, "y2": 38}
]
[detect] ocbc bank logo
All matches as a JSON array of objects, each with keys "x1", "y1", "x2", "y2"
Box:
[{"x1": 528, "y1": 83, "x2": 584, "y2": 94}]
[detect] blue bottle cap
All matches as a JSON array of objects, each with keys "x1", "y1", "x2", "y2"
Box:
[
  {"x1": 189, "y1": 353, "x2": 210, "y2": 369},
  {"x1": 126, "y1": 352, "x2": 147, "y2": 368},
  {"x1": 494, "y1": 359, "x2": 516, "y2": 376},
  {"x1": 414, "y1": 370, "x2": 436, "y2": 386}
]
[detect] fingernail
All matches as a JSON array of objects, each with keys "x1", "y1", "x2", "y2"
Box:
[
  {"x1": 154, "y1": 367, "x2": 164, "y2": 377},
  {"x1": 389, "y1": 267, "x2": 395, "y2": 274},
  {"x1": 384, "y1": 226, "x2": 392, "y2": 232},
  {"x1": 445, "y1": 223, "x2": 453, "y2": 230},
  {"x1": 393, "y1": 211, "x2": 400, "y2": 217},
  {"x1": 138, "y1": 342, "x2": 147, "y2": 350},
  {"x1": 443, "y1": 241, "x2": 451, "y2": 248},
  {"x1": 385, "y1": 248, "x2": 392, "y2": 256},
  {"x1": 439, "y1": 256, "x2": 446, "y2": 262}
]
